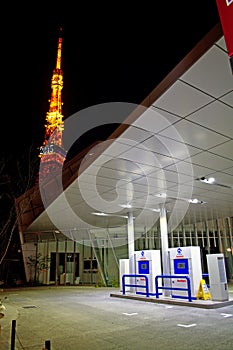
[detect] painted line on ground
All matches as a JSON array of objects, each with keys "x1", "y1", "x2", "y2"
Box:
[
  {"x1": 220, "y1": 313, "x2": 232, "y2": 318},
  {"x1": 177, "y1": 323, "x2": 197, "y2": 328}
]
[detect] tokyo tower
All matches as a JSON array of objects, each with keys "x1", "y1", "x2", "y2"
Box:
[{"x1": 38, "y1": 27, "x2": 67, "y2": 182}]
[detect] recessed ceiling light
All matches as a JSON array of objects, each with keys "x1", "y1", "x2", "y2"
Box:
[
  {"x1": 156, "y1": 193, "x2": 167, "y2": 198},
  {"x1": 199, "y1": 177, "x2": 215, "y2": 184},
  {"x1": 188, "y1": 198, "x2": 199, "y2": 204},
  {"x1": 188, "y1": 198, "x2": 206, "y2": 204},
  {"x1": 92, "y1": 212, "x2": 108, "y2": 216},
  {"x1": 92, "y1": 212, "x2": 130, "y2": 219}
]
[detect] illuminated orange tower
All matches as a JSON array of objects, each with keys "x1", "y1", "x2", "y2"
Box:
[{"x1": 39, "y1": 28, "x2": 66, "y2": 182}]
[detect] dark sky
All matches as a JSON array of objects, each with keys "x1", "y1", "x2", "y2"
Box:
[{"x1": 2, "y1": 2, "x2": 220, "y2": 158}]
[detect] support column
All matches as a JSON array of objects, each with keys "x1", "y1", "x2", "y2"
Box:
[
  {"x1": 160, "y1": 206, "x2": 171, "y2": 296},
  {"x1": 127, "y1": 211, "x2": 135, "y2": 275}
]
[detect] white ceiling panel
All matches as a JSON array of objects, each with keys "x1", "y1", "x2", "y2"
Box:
[
  {"x1": 121, "y1": 146, "x2": 176, "y2": 168},
  {"x1": 140, "y1": 134, "x2": 202, "y2": 160},
  {"x1": 152, "y1": 80, "x2": 214, "y2": 117},
  {"x1": 147, "y1": 168, "x2": 193, "y2": 184},
  {"x1": 101, "y1": 157, "x2": 156, "y2": 176},
  {"x1": 90, "y1": 154, "x2": 112, "y2": 167},
  {"x1": 160, "y1": 119, "x2": 229, "y2": 149},
  {"x1": 120, "y1": 125, "x2": 153, "y2": 144},
  {"x1": 102, "y1": 140, "x2": 132, "y2": 157},
  {"x1": 222, "y1": 167, "x2": 233, "y2": 176},
  {"x1": 134, "y1": 107, "x2": 182, "y2": 132},
  {"x1": 180, "y1": 163, "x2": 216, "y2": 179},
  {"x1": 83, "y1": 163, "x2": 140, "y2": 181},
  {"x1": 208, "y1": 140, "x2": 233, "y2": 160},
  {"x1": 189, "y1": 186, "x2": 214, "y2": 197},
  {"x1": 219, "y1": 90, "x2": 233, "y2": 107},
  {"x1": 133, "y1": 174, "x2": 175, "y2": 191},
  {"x1": 186, "y1": 101, "x2": 233, "y2": 138},
  {"x1": 117, "y1": 181, "x2": 148, "y2": 193},
  {"x1": 190, "y1": 151, "x2": 233, "y2": 171},
  {"x1": 181, "y1": 45, "x2": 233, "y2": 98}
]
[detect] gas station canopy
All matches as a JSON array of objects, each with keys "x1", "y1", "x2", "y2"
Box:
[{"x1": 16, "y1": 22, "x2": 233, "y2": 245}]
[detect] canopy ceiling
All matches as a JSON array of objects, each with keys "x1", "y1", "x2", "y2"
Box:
[{"x1": 18, "y1": 23, "x2": 233, "y2": 245}]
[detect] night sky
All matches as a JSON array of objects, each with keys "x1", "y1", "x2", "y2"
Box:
[{"x1": 2, "y1": 2, "x2": 220, "y2": 159}]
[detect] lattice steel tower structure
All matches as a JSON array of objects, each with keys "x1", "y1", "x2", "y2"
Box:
[{"x1": 39, "y1": 28, "x2": 66, "y2": 182}]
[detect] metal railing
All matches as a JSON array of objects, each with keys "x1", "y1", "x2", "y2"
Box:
[
  {"x1": 155, "y1": 275, "x2": 192, "y2": 302},
  {"x1": 122, "y1": 274, "x2": 193, "y2": 302},
  {"x1": 122, "y1": 274, "x2": 150, "y2": 297}
]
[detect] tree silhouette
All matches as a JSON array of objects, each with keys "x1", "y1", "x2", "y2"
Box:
[{"x1": 0, "y1": 145, "x2": 40, "y2": 285}]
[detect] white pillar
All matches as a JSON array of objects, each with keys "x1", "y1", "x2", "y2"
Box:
[
  {"x1": 160, "y1": 206, "x2": 171, "y2": 296},
  {"x1": 127, "y1": 211, "x2": 135, "y2": 275},
  {"x1": 127, "y1": 211, "x2": 134, "y2": 259}
]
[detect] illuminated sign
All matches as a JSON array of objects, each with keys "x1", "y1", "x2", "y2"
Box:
[
  {"x1": 139, "y1": 250, "x2": 147, "y2": 260},
  {"x1": 216, "y1": 0, "x2": 233, "y2": 73},
  {"x1": 176, "y1": 247, "x2": 184, "y2": 258}
]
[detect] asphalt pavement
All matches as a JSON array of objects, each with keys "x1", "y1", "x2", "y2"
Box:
[{"x1": 0, "y1": 284, "x2": 233, "y2": 350}]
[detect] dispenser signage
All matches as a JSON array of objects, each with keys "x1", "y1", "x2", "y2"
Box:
[
  {"x1": 138, "y1": 260, "x2": 149, "y2": 274},
  {"x1": 139, "y1": 251, "x2": 146, "y2": 260},
  {"x1": 176, "y1": 247, "x2": 184, "y2": 257},
  {"x1": 174, "y1": 259, "x2": 189, "y2": 274}
]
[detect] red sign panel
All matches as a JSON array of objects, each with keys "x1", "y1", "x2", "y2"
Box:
[{"x1": 216, "y1": 0, "x2": 233, "y2": 57}]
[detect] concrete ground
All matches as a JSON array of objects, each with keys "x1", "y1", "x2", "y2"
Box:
[{"x1": 0, "y1": 283, "x2": 233, "y2": 350}]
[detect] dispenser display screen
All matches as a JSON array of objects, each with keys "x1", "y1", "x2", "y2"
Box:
[
  {"x1": 174, "y1": 258, "x2": 189, "y2": 274},
  {"x1": 138, "y1": 260, "x2": 149, "y2": 274}
]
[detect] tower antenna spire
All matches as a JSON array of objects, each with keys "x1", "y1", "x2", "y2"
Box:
[{"x1": 38, "y1": 28, "x2": 66, "y2": 182}]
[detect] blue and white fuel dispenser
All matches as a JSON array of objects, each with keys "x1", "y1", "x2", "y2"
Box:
[
  {"x1": 133, "y1": 250, "x2": 162, "y2": 295},
  {"x1": 168, "y1": 246, "x2": 202, "y2": 299}
]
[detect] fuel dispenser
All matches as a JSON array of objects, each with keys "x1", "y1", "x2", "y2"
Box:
[
  {"x1": 133, "y1": 250, "x2": 162, "y2": 295},
  {"x1": 169, "y1": 246, "x2": 202, "y2": 299},
  {"x1": 206, "y1": 253, "x2": 229, "y2": 301}
]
